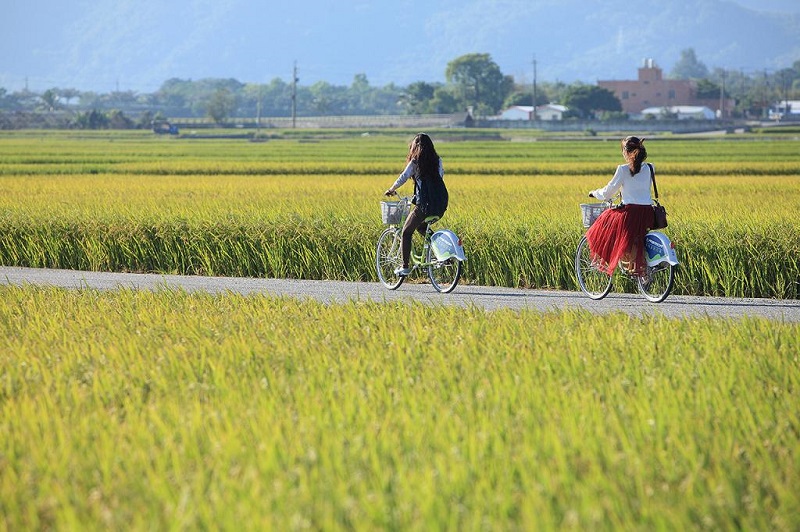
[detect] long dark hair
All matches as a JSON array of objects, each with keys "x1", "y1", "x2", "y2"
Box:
[
  {"x1": 407, "y1": 133, "x2": 440, "y2": 180},
  {"x1": 622, "y1": 136, "x2": 647, "y2": 175}
]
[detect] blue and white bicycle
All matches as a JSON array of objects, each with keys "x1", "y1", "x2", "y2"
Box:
[{"x1": 576, "y1": 199, "x2": 678, "y2": 302}]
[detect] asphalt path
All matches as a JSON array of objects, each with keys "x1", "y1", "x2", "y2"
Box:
[{"x1": 1, "y1": 266, "x2": 799, "y2": 322}]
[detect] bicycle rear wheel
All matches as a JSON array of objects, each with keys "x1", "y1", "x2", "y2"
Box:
[
  {"x1": 376, "y1": 227, "x2": 404, "y2": 290},
  {"x1": 575, "y1": 235, "x2": 612, "y2": 300},
  {"x1": 426, "y1": 246, "x2": 462, "y2": 293},
  {"x1": 637, "y1": 263, "x2": 675, "y2": 302}
]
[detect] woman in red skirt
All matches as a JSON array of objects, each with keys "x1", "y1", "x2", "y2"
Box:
[{"x1": 586, "y1": 136, "x2": 655, "y2": 277}]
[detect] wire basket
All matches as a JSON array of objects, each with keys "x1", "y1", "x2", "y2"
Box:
[
  {"x1": 580, "y1": 203, "x2": 608, "y2": 228},
  {"x1": 381, "y1": 200, "x2": 410, "y2": 225}
]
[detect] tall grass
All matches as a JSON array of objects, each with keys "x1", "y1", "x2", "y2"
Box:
[
  {"x1": 0, "y1": 133, "x2": 798, "y2": 297},
  {"x1": 0, "y1": 286, "x2": 798, "y2": 530}
]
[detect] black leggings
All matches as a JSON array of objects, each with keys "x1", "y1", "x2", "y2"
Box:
[{"x1": 400, "y1": 207, "x2": 432, "y2": 268}]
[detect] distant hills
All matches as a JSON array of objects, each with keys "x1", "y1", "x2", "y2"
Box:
[{"x1": 3, "y1": 0, "x2": 799, "y2": 93}]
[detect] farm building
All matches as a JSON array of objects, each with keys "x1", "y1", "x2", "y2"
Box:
[
  {"x1": 637, "y1": 105, "x2": 716, "y2": 120},
  {"x1": 499, "y1": 104, "x2": 568, "y2": 121}
]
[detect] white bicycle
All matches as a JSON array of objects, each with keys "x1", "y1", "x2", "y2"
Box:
[
  {"x1": 375, "y1": 195, "x2": 466, "y2": 293},
  {"x1": 575, "y1": 199, "x2": 678, "y2": 303}
]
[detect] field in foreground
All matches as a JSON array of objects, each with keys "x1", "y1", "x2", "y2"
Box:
[
  {"x1": 1, "y1": 286, "x2": 797, "y2": 530},
  {"x1": 0, "y1": 131, "x2": 798, "y2": 298}
]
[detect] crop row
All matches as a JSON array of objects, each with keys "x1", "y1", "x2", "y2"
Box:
[{"x1": 4, "y1": 160, "x2": 800, "y2": 176}]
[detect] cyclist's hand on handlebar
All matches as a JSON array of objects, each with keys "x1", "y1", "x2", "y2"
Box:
[{"x1": 384, "y1": 189, "x2": 397, "y2": 197}]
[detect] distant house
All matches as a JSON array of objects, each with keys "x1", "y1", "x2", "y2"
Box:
[
  {"x1": 770, "y1": 100, "x2": 800, "y2": 121},
  {"x1": 499, "y1": 104, "x2": 567, "y2": 121},
  {"x1": 599, "y1": 59, "x2": 735, "y2": 118},
  {"x1": 638, "y1": 105, "x2": 716, "y2": 120},
  {"x1": 536, "y1": 104, "x2": 568, "y2": 121},
  {"x1": 500, "y1": 106, "x2": 534, "y2": 120}
]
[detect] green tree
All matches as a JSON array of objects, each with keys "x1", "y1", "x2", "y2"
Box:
[
  {"x1": 59, "y1": 87, "x2": 80, "y2": 106},
  {"x1": 561, "y1": 85, "x2": 621, "y2": 119},
  {"x1": 205, "y1": 88, "x2": 236, "y2": 124},
  {"x1": 41, "y1": 89, "x2": 59, "y2": 112},
  {"x1": 400, "y1": 81, "x2": 437, "y2": 114},
  {"x1": 107, "y1": 109, "x2": 133, "y2": 129},
  {"x1": 695, "y1": 78, "x2": 722, "y2": 99},
  {"x1": 503, "y1": 88, "x2": 549, "y2": 109},
  {"x1": 349, "y1": 73, "x2": 370, "y2": 113},
  {"x1": 670, "y1": 48, "x2": 709, "y2": 79},
  {"x1": 430, "y1": 86, "x2": 460, "y2": 114},
  {"x1": 73, "y1": 109, "x2": 109, "y2": 129},
  {"x1": 445, "y1": 53, "x2": 512, "y2": 115},
  {"x1": 309, "y1": 81, "x2": 346, "y2": 115}
]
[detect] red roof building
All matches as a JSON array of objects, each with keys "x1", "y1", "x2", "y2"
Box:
[{"x1": 598, "y1": 59, "x2": 735, "y2": 118}]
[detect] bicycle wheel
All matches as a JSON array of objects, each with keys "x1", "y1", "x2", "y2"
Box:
[
  {"x1": 575, "y1": 235, "x2": 612, "y2": 300},
  {"x1": 426, "y1": 246, "x2": 462, "y2": 293},
  {"x1": 376, "y1": 227, "x2": 405, "y2": 290},
  {"x1": 637, "y1": 262, "x2": 675, "y2": 303}
]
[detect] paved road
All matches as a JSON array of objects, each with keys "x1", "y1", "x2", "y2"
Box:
[{"x1": 1, "y1": 266, "x2": 798, "y2": 322}]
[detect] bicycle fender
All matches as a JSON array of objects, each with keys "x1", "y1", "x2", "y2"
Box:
[
  {"x1": 645, "y1": 231, "x2": 678, "y2": 266},
  {"x1": 430, "y1": 229, "x2": 466, "y2": 262}
]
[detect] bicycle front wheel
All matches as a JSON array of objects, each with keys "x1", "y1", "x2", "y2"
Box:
[
  {"x1": 426, "y1": 246, "x2": 462, "y2": 293},
  {"x1": 376, "y1": 227, "x2": 404, "y2": 290},
  {"x1": 637, "y1": 262, "x2": 675, "y2": 303},
  {"x1": 575, "y1": 235, "x2": 612, "y2": 300}
]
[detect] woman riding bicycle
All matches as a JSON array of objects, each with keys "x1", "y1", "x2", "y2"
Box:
[
  {"x1": 586, "y1": 136, "x2": 654, "y2": 277},
  {"x1": 384, "y1": 133, "x2": 448, "y2": 277}
]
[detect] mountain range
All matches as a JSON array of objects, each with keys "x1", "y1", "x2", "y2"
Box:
[{"x1": 3, "y1": 0, "x2": 799, "y2": 94}]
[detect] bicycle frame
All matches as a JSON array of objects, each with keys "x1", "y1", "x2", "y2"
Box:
[{"x1": 376, "y1": 195, "x2": 465, "y2": 293}]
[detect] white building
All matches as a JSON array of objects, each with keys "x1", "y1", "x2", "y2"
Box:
[
  {"x1": 638, "y1": 105, "x2": 716, "y2": 120},
  {"x1": 770, "y1": 100, "x2": 800, "y2": 120},
  {"x1": 499, "y1": 104, "x2": 568, "y2": 121}
]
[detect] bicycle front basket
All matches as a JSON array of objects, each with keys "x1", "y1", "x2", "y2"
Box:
[
  {"x1": 580, "y1": 203, "x2": 608, "y2": 228},
  {"x1": 381, "y1": 200, "x2": 409, "y2": 224}
]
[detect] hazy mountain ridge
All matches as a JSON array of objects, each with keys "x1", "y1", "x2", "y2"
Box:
[{"x1": 2, "y1": 0, "x2": 798, "y2": 93}]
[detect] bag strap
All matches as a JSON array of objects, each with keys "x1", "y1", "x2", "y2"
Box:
[{"x1": 648, "y1": 163, "x2": 659, "y2": 201}]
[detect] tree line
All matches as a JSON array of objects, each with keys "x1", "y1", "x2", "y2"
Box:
[{"x1": 1, "y1": 50, "x2": 798, "y2": 129}]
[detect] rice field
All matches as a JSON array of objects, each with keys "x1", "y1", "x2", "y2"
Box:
[
  {"x1": 0, "y1": 130, "x2": 798, "y2": 297},
  {"x1": 1, "y1": 286, "x2": 798, "y2": 530}
]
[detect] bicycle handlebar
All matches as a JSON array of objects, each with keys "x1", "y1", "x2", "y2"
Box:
[{"x1": 588, "y1": 193, "x2": 621, "y2": 208}]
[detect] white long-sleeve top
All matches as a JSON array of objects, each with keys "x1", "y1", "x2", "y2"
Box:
[
  {"x1": 590, "y1": 163, "x2": 653, "y2": 205},
  {"x1": 390, "y1": 158, "x2": 445, "y2": 191}
]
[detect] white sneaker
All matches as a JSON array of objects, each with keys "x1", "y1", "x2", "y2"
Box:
[{"x1": 394, "y1": 266, "x2": 412, "y2": 277}]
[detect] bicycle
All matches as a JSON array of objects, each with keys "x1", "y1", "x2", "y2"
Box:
[
  {"x1": 575, "y1": 198, "x2": 678, "y2": 302},
  {"x1": 375, "y1": 195, "x2": 466, "y2": 293}
]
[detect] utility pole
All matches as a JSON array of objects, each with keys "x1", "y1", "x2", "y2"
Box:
[
  {"x1": 256, "y1": 93, "x2": 262, "y2": 136},
  {"x1": 783, "y1": 70, "x2": 790, "y2": 121},
  {"x1": 531, "y1": 56, "x2": 537, "y2": 121},
  {"x1": 291, "y1": 61, "x2": 298, "y2": 129}
]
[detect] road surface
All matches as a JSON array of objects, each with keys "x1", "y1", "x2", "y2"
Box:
[{"x1": 1, "y1": 266, "x2": 798, "y2": 321}]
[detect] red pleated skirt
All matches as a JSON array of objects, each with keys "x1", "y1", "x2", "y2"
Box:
[{"x1": 585, "y1": 204, "x2": 654, "y2": 276}]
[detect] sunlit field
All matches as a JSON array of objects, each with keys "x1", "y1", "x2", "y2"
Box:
[
  {"x1": 1, "y1": 130, "x2": 799, "y2": 529},
  {"x1": 0, "y1": 130, "x2": 798, "y2": 297},
  {"x1": 1, "y1": 286, "x2": 798, "y2": 530}
]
